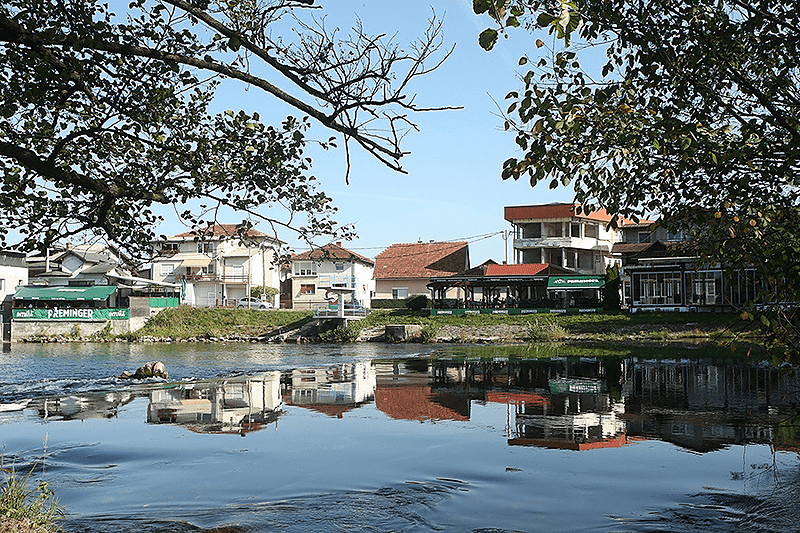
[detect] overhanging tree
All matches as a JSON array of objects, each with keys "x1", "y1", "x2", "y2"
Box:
[
  {"x1": 0, "y1": 0, "x2": 452, "y2": 259},
  {"x1": 475, "y1": 0, "x2": 800, "y2": 360}
]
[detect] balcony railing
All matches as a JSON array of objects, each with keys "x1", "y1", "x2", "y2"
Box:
[
  {"x1": 313, "y1": 303, "x2": 368, "y2": 318},
  {"x1": 177, "y1": 274, "x2": 249, "y2": 284},
  {"x1": 318, "y1": 274, "x2": 356, "y2": 289}
]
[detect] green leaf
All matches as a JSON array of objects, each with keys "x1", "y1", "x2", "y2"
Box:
[{"x1": 479, "y1": 28, "x2": 499, "y2": 51}]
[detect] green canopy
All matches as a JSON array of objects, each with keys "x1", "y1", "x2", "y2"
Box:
[
  {"x1": 547, "y1": 276, "x2": 605, "y2": 290},
  {"x1": 14, "y1": 285, "x2": 117, "y2": 301}
]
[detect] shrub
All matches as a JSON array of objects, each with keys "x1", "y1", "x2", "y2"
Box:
[
  {"x1": 319, "y1": 324, "x2": 362, "y2": 343},
  {"x1": 370, "y1": 299, "x2": 406, "y2": 309},
  {"x1": 405, "y1": 295, "x2": 429, "y2": 310},
  {"x1": 526, "y1": 317, "x2": 567, "y2": 342},
  {"x1": 420, "y1": 323, "x2": 439, "y2": 343}
]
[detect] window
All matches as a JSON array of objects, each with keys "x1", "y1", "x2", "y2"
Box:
[
  {"x1": 570, "y1": 223, "x2": 581, "y2": 238},
  {"x1": 160, "y1": 243, "x2": 179, "y2": 255},
  {"x1": 638, "y1": 231, "x2": 651, "y2": 243},
  {"x1": 197, "y1": 242, "x2": 213, "y2": 254},
  {"x1": 392, "y1": 287, "x2": 409, "y2": 299},
  {"x1": 0, "y1": 279, "x2": 5, "y2": 291},
  {"x1": 335, "y1": 262, "x2": 345, "y2": 271},
  {"x1": 294, "y1": 261, "x2": 317, "y2": 276},
  {"x1": 543, "y1": 222, "x2": 563, "y2": 237},
  {"x1": 584, "y1": 224, "x2": 599, "y2": 239},
  {"x1": 300, "y1": 284, "x2": 315, "y2": 295},
  {"x1": 160, "y1": 263, "x2": 176, "y2": 276}
]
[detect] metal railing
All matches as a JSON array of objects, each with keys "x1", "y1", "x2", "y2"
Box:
[
  {"x1": 317, "y1": 274, "x2": 356, "y2": 289},
  {"x1": 313, "y1": 303, "x2": 368, "y2": 318}
]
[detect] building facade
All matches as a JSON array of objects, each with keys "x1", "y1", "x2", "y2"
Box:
[
  {"x1": 504, "y1": 204, "x2": 646, "y2": 275},
  {"x1": 151, "y1": 224, "x2": 283, "y2": 308},
  {"x1": 289, "y1": 242, "x2": 374, "y2": 311},
  {"x1": 373, "y1": 241, "x2": 469, "y2": 301}
]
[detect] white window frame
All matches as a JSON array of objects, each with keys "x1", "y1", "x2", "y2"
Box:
[
  {"x1": 160, "y1": 263, "x2": 176, "y2": 276},
  {"x1": 392, "y1": 287, "x2": 409, "y2": 299},
  {"x1": 294, "y1": 261, "x2": 317, "y2": 276}
]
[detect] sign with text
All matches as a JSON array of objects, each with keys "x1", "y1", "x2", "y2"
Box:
[{"x1": 13, "y1": 308, "x2": 129, "y2": 320}]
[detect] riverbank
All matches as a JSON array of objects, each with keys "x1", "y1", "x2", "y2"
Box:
[{"x1": 14, "y1": 307, "x2": 760, "y2": 347}]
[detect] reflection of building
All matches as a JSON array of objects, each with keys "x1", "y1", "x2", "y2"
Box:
[
  {"x1": 286, "y1": 362, "x2": 376, "y2": 418},
  {"x1": 147, "y1": 372, "x2": 282, "y2": 434},
  {"x1": 621, "y1": 359, "x2": 799, "y2": 452},
  {"x1": 33, "y1": 392, "x2": 135, "y2": 421},
  {"x1": 508, "y1": 394, "x2": 628, "y2": 450}
]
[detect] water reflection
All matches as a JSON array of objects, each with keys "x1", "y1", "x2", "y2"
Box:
[
  {"x1": 18, "y1": 356, "x2": 800, "y2": 453},
  {"x1": 284, "y1": 362, "x2": 376, "y2": 418},
  {"x1": 147, "y1": 372, "x2": 282, "y2": 434}
]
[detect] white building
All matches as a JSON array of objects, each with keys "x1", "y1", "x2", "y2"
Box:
[
  {"x1": 289, "y1": 242, "x2": 374, "y2": 311},
  {"x1": 0, "y1": 250, "x2": 28, "y2": 340},
  {"x1": 504, "y1": 203, "x2": 645, "y2": 275},
  {"x1": 151, "y1": 224, "x2": 283, "y2": 308}
]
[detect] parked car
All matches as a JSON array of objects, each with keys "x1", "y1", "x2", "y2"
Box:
[{"x1": 236, "y1": 297, "x2": 273, "y2": 310}]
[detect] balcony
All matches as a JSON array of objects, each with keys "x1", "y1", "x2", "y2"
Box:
[
  {"x1": 318, "y1": 274, "x2": 356, "y2": 289},
  {"x1": 177, "y1": 274, "x2": 249, "y2": 284}
]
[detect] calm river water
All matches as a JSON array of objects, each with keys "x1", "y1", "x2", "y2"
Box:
[{"x1": 1, "y1": 342, "x2": 799, "y2": 533}]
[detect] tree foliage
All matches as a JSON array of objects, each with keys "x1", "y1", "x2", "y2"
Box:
[
  {"x1": 0, "y1": 0, "x2": 450, "y2": 259},
  {"x1": 475, "y1": 0, "x2": 800, "y2": 359}
]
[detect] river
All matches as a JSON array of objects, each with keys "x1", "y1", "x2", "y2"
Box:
[{"x1": 1, "y1": 341, "x2": 799, "y2": 532}]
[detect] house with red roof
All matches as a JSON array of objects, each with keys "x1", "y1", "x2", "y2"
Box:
[
  {"x1": 504, "y1": 203, "x2": 652, "y2": 275},
  {"x1": 151, "y1": 223, "x2": 284, "y2": 308},
  {"x1": 373, "y1": 240, "x2": 469, "y2": 301},
  {"x1": 289, "y1": 242, "x2": 374, "y2": 311}
]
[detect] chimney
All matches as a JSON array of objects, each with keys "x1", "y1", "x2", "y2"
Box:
[{"x1": 336, "y1": 241, "x2": 342, "y2": 246}]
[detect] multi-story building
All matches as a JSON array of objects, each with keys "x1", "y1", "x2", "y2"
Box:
[
  {"x1": 504, "y1": 203, "x2": 647, "y2": 275},
  {"x1": 289, "y1": 242, "x2": 374, "y2": 311},
  {"x1": 151, "y1": 224, "x2": 283, "y2": 308}
]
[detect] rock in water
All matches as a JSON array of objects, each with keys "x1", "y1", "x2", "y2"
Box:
[{"x1": 126, "y1": 361, "x2": 168, "y2": 379}]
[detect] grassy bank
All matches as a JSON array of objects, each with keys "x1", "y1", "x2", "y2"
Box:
[
  {"x1": 125, "y1": 306, "x2": 758, "y2": 346},
  {"x1": 124, "y1": 307, "x2": 314, "y2": 339}
]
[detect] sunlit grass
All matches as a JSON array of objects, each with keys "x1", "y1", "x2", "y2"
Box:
[{"x1": 1, "y1": 458, "x2": 63, "y2": 533}]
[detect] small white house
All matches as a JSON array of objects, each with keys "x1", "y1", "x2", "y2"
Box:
[
  {"x1": 151, "y1": 224, "x2": 283, "y2": 308},
  {"x1": 289, "y1": 242, "x2": 374, "y2": 311}
]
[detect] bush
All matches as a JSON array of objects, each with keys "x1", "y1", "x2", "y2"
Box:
[
  {"x1": 405, "y1": 295, "x2": 429, "y2": 310},
  {"x1": 370, "y1": 299, "x2": 406, "y2": 309},
  {"x1": 526, "y1": 317, "x2": 567, "y2": 342},
  {"x1": 420, "y1": 323, "x2": 439, "y2": 343},
  {"x1": 319, "y1": 323, "x2": 362, "y2": 343}
]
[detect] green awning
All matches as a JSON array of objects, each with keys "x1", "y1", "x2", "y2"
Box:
[
  {"x1": 14, "y1": 285, "x2": 117, "y2": 301},
  {"x1": 547, "y1": 276, "x2": 605, "y2": 290}
]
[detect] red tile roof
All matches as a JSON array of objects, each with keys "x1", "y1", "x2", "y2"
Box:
[
  {"x1": 504, "y1": 203, "x2": 650, "y2": 226},
  {"x1": 170, "y1": 223, "x2": 274, "y2": 240},
  {"x1": 292, "y1": 242, "x2": 374, "y2": 265},
  {"x1": 374, "y1": 241, "x2": 469, "y2": 280},
  {"x1": 484, "y1": 263, "x2": 549, "y2": 276}
]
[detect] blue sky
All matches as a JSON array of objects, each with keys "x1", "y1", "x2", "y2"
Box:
[{"x1": 160, "y1": 0, "x2": 575, "y2": 265}]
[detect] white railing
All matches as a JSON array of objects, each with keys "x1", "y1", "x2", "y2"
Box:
[
  {"x1": 317, "y1": 274, "x2": 356, "y2": 289},
  {"x1": 313, "y1": 303, "x2": 368, "y2": 318}
]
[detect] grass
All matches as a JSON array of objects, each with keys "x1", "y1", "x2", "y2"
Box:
[
  {"x1": 123, "y1": 306, "x2": 314, "y2": 340},
  {"x1": 1, "y1": 459, "x2": 63, "y2": 533},
  {"x1": 116, "y1": 306, "x2": 760, "y2": 348}
]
